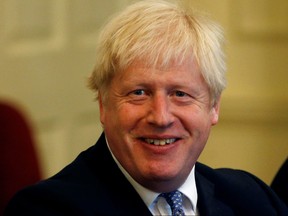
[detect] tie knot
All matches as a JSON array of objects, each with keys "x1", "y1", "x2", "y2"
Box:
[{"x1": 160, "y1": 190, "x2": 185, "y2": 216}]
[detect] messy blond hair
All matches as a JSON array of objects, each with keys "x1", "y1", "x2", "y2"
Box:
[{"x1": 88, "y1": 0, "x2": 226, "y2": 102}]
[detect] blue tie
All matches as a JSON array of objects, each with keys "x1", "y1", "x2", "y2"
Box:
[{"x1": 160, "y1": 190, "x2": 185, "y2": 216}]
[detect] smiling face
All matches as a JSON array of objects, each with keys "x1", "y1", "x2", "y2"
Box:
[{"x1": 99, "y1": 57, "x2": 220, "y2": 192}]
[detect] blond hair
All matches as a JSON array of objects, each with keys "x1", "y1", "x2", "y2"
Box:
[{"x1": 88, "y1": 0, "x2": 226, "y2": 102}]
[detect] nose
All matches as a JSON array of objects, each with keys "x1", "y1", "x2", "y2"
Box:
[{"x1": 146, "y1": 93, "x2": 174, "y2": 127}]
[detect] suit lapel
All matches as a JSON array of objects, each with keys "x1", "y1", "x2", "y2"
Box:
[
  {"x1": 86, "y1": 133, "x2": 153, "y2": 216},
  {"x1": 195, "y1": 163, "x2": 234, "y2": 216}
]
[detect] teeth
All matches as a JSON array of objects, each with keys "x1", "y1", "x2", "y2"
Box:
[{"x1": 145, "y1": 138, "x2": 176, "y2": 145}]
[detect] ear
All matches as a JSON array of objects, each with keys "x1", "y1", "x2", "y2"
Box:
[
  {"x1": 210, "y1": 97, "x2": 221, "y2": 126},
  {"x1": 99, "y1": 94, "x2": 105, "y2": 125}
]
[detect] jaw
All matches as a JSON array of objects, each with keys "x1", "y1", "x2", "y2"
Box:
[
  {"x1": 126, "y1": 137, "x2": 195, "y2": 192},
  {"x1": 135, "y1": 157, "x2": 194, "y2": 192}
]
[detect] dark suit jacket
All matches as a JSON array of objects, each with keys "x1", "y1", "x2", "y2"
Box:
[
  {"x1": 4, "y1": 133, "x2": 288, "y2": 216},
  {"x1": 271, "y1": 158, "x2": 288, "y2": 206}
]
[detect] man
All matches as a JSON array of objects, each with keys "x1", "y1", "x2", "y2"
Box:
[{"x1": 5, "y1": 1, "x2": 288, "y2": 215}]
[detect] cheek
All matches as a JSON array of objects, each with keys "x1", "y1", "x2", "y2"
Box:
[
  {"x1": 100, "y1": 105, "x2": 119, "y2": 131},
  {"x1": 119, "y1": 105, "x2": 147, "y2": 125},
  {"x1": 180, "y1": 110, "x2": 213, "y2": 140},
  {"x1": 103, "y1": 105, "x2": 141, "y2": 134}
]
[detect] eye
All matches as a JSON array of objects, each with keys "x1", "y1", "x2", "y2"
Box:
[
  {"x1": 171, "y1": 90, "x2": 195, "y2": 105},
  {"x1": 175, "y1": 91, "x2": 187, "y2": 97},
  {"x1": 127, "y1": 89, "x2": 149, "y2": 104},
  {"x1": 128, "y1": 89, "x2": 148, "y2": 98},
  {"x1": 132, "y1": 89, "x2": 145, "y2": 96}
]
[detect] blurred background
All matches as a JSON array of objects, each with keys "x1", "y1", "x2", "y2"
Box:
[{"x1": 0, "y1": 0, "x2": 287, "y2": 208}]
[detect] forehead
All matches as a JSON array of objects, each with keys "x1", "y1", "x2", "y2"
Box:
[
  {"x1": 131, "y1": 54, "x2": 197, "y2": 70},
  {"x1": 120, "y1": 57, "x2": 201, "y2": 79},
  {"x1": 112, "y1": 57, "x2": 208, "y2": 93}
]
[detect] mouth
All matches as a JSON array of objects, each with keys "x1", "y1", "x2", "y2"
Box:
[{"x1": 143, "y1": 138, "x2": 177, "y2": 146}]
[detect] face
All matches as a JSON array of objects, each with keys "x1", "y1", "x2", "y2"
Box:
[{"x1": 99, "y1": 57, "x2": 220, "y2": 192}]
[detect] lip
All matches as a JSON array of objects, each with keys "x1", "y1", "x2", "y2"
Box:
[
  {"x1": 137, "y1": 136, "x2": 182, "y2": 153},
  {"x1": 139, "y1": 134, "x2": 181, "y2": 140},
  {"x1": 144, "y1": 138, "x2": 178, "y2": 145}
]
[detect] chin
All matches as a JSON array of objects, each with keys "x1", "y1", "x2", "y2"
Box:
[
  {"x1": 139, "y1": 172, "x2": 186, "y2": 192},
  {"x1": 144, "y1": 167, "x2": 185, "y2": 182}
]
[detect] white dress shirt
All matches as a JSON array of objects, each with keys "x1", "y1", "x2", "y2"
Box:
[{"x1": 106, "y1": 140, "x2": 199, "y2": 215}]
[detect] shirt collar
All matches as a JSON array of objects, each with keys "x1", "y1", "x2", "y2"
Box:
[
  {"x1": 178, "y1": 166, "x2": 198, "y2": 212},
  {"x1": 106, "y1": 137, "x2": 197, "y2": 212}
]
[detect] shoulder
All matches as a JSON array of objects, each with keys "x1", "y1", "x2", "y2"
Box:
[
  {"x1": 195, "y1": 162, "x2": 276, "y2": 197},
  {"x1": 195, "y1": 162, "x2": 288, "y2": 215},
  {"x1": 4, "y1": 136, "x2": 116, "y2": 215},
  {"x1": 4, "y1": 145, "x2": 102, "y2": 215},
  {"x1": 196, "y1": 162, "x2": 267, "y2": 188},
  {"x1": 4, "y1": 134, "x2": 145, "y2": 216}
]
